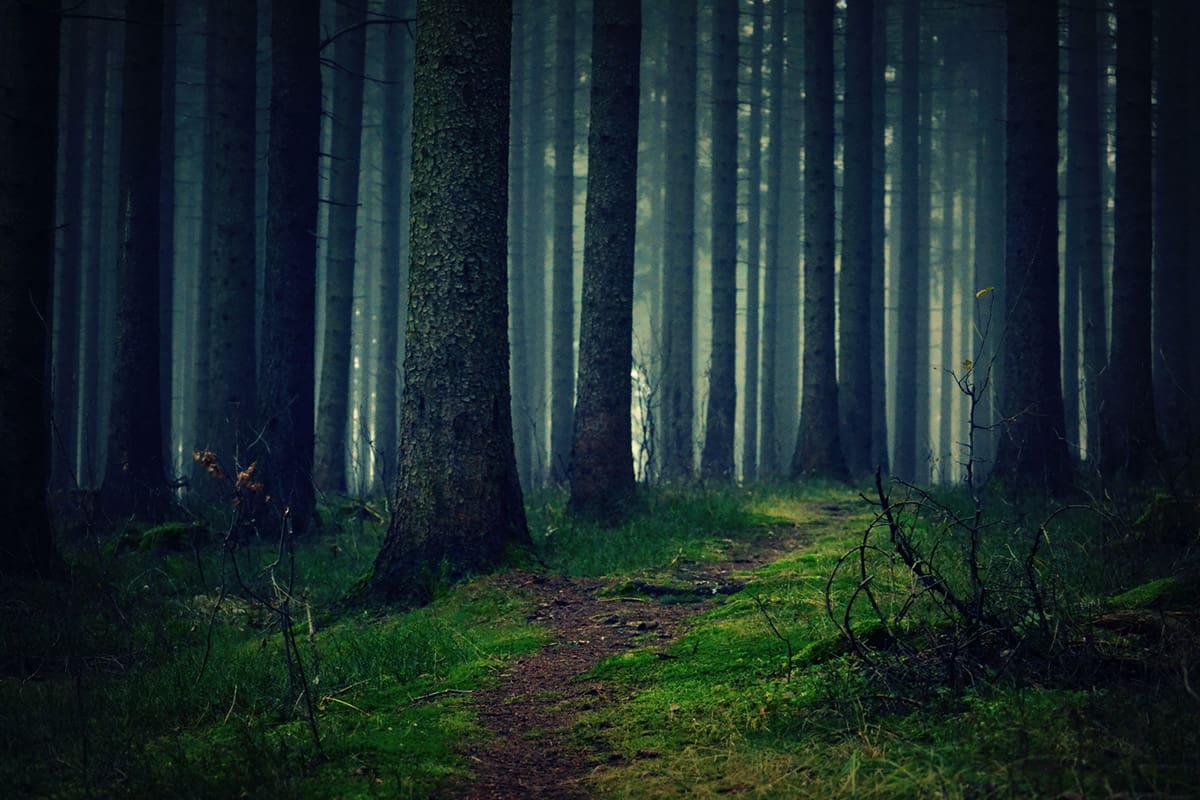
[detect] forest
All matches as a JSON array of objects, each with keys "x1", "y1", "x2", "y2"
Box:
[{"x1": 1, "y1": 0, "x2": 1198, "y2": 796}]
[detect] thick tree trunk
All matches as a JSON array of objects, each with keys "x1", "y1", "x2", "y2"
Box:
[
  {"x1": 259, "y1": 0, "x2": 320, "y2": 535},
  {"x1": 570, "y1": 0, "x2": 641, "y2": 519},
  {"x1": 368, "y1": 0, "x2": 529, "y2": 606},
  {"x1": 0, "y1": 0, "x2": 62, "y2": 575},
  {"x1": 700, "y1": 0, "x2": 738, "y2": 481},
  {"x1": 314, "y1": 0, "x2": 368, "y2": 494},
  {"x1": 792, "y1": 0, "x2": 847, "y2": 481},
  {"x1": 993, "y1": 0, "x2": 1072, "y2": 494},
  {"x1": 100, "y1": 0, "x2": 170, "y2": 523}
]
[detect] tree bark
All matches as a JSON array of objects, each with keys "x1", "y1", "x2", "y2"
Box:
[
  {"x1": 368, "y1": 0, "x2": 529, "y2": 605},
  {"x1": 893, "y1": 0, "x2": 920, "y2": 481},
  {"x1": 570, "y1": 0, "x2": 641, "y2": 520},
  {"x1": 741, "y1": 0, "x2": 764, "y2": 482}
]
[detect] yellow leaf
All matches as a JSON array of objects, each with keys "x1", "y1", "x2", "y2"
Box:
[{"x1": 975, "y1": 286, "x2": 994, "y2": 299}]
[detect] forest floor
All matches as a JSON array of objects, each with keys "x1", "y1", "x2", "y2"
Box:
[{"x1": 453, "y1": 524, "x2": 816, "y2": 799}]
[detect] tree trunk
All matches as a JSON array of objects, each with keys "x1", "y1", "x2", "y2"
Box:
[
  {"x1": 869, "y1": 0, "x2": 889, "y2": 475},
  {"x1": 549, "y1": 0, "x2": 576, "y2": 484},
  {"x1": 100, "y1": 0, "x2": 170, "y2": 523},
  {"x1": 993, "y1": 0, "x2": 1072, "y2": 494},
  {"x1": 838, "y1": 0, "x2": 874, "y2": 478},
  {"x1": 893, "y1": 0, "x2": 919, "y2": 481},
  {"x1": 367, "y1": 0, "x2": 529, "y2": 606},
  {"x1": 1100, "y1": 0, "x2": 1158, "y2": 480},
  {"x1": 523, "y1": 7, "x2": 548, "y2": 487},
  {"x1": 314, "y1": 0, "x2": 368, "y2": 494},
  {"x1": 660, "y1": 0, "x2": 698, "y2": 481},
  {"x1": 570, "y1": 0, "x2": 641, "y2": 519},
  {"x1": 741, "y1": 0, "x2": 764, "y2": 482},
  {"x1": 0, "y1": 0, "x2": 62, "y2": 576},
  {"x1": 759, "y1": 0, "x2": 785, "y2": 476},
  {"x1": 792, "y1": 0, "x2": 847, "y2": 481},
  {"x1": 700, "y1": 0, "x2": 738, "y2": 481},
  {"x1": 259, "y1": 0, "x2": 320, "y2": 535}
]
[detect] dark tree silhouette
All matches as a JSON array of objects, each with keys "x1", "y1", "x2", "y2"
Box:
[
  {"x1": 741, "y1": 0, "x2": 764, "y2": 482},
  {"x1": 793, "y1": 0, "x2": 847, "y2": 481},
  {"x1": 367, "y1": 0, "x2": 529, "y2": 604},
  {"x1": 100, "y1": 0, "x2": 170, "y2": 523},
  {"x1": 1100, "y1": 0, "x2": 1159, "y2": 480},
  {"x1": 893, "y1": 0, "x2": 920, "y2": 481},
  {"x1": 700, "y1": 0, "x2": 738, "y2": 481},
  {"x1": 993, "y1": 0, "x2": 1072, "y2": 493},
  {"x1": 0, "y1": 0, "x2": 62, "y2": 576},
  {"x1": 259, "y1": 0, "x2": 320, "y2": 535},
  {"x1": 570, "y1": 0, "x2": 641, "y2": 519}
]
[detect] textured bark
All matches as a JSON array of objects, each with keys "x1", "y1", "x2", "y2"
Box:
[
  {"x1": 549, "y1": 0, "x2": 576, "y2": 484},
  {"x1": 792, "y1": 0, "x2": 847, "y2": 481},
  {"x1": 509, "y1": 9, "x2": 530, "y2": 485},
  {"x1": 570, "y1": 0, "x2": 641, "y2": 520},
  {"x1": 368, "y1": 0, "x2": 529, "y2": 606},
  {"x1": 838, "y1": 0, "x2": 874, "y2": 478},
  {"x1": 314, "y1": 0, "x2": 368, "y2": 493},
  {"x1": 993, "y1": 0, "x2": 1072, "y2": 494},
  {"x1": 700, "y1": 0, "x2": 738, "y2": 481},
  {"x1": 259, "y1": 0, "x2": 319, "y2": 535},
  {"x1": 0, "y1": 0, "x2": 62, "y2": 575},
  {"x1": 869, "y1": 0, "x2": 889, "y2": 475},
  {"x1": 100, "y1": 0, "x2": 170, "y2": 523},
  {"x1": 660, "y1": 0, "x2": 697, "y2": 481},
  {"x1": 523, "y1": 7, "x2": 548, "y2": 487},
  {"x1": 1068, "y1": 0, "x2": 1105, "y2": 468},
  {"x1": 741, "y1": 0, "x2": 764, "y2": 482},
  {"x1": 1099, "y1": 0, "x2": 1158, "y2": 480},
  {"x1": 893, "y1": 0, "x2": 919, "y2": 481}
]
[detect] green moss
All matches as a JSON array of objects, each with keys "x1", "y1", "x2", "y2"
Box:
[{"x1": 1105, "y1": 576, "x2": 1191, "y2": 610}]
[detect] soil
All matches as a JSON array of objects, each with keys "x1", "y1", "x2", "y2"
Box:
[{"x1": 451, "y1": 526, "x2": 812, "y2": 799}]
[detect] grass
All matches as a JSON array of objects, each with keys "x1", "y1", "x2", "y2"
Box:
[{"x1": 4, "y1": 481, "x2": 1198, "y2": 798}]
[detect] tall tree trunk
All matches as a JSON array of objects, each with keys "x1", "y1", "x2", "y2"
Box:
[
  {"x1": 100, "y1": 0, "x2": 170, "y2": 523},
  {"x1": 0, "y1": 0, "x2": 62, "y2": 576},
  {"x1": 314, "y1": 0, "x2": 368, "y2": 494},
  {"x1": 759, "y1": 0, "x2": 785, "y2": 476},
  {"x1": 660, "y1": 0, "x2": 698, "y2": 481},
  {"x1": 1152, "y1": 0, "x2": 1195, "y2": 461},
  {"x1": 893, "y1": 0, "x2": 919, "y2": 481},
  {"x1": 741, "y1": 0, "x2": 764, "y2": 482},
  {"x1": 1100, "y1": 0, "x2": 1158, "y2": 480},
  {"x1": 523, "y1": 7, "x2": 548, "y2": 487},
  {"x1": 700, "y1": 0, "x2": 738, "y2": 480},
  {"x1": 793, "y1": 0, "x2": 847, "y2": 481},
  {"x1": 570, "y1": 0, "x2": 641, "y2": 519},
  {"x1": 839, "y1": 0, "x2": 874, "y2": 478},
  {"x1": 373, "y1": 1, "x2": 413, "y2": 496},
  {"x1": 259, "y1": 0, "x2": 320, "y2": 534},
  {"x1": 367, "y1": 0, "x2": 529, "y2": 606},
  {"x1": 994, "y1": 0, "x2": 1072, "y2": 494},
  {"x1": 509, "y1": 8, "x2": 531, "y2": 486},
  {"x1": 206, "y1": 0, "x2": 258, "y2": 479},
  {"x1": 549, "y1": 0, "x2": 576, "y2": 484},
  {"x1": 869, "y1": 0, "x2": 889, "y2": 475},
  {"x1": 1068, "y1": 0, "x2": 1105, "y2": 468},
  {"x1": 51, "y1": 18, "x2": 88, "y2": 491}
]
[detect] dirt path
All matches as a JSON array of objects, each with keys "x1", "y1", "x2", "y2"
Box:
[{"x1": 452, "y1": 526, "x2": 811, "y2": 799}]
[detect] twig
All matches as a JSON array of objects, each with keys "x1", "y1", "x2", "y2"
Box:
[{"x1": 408, "y1": 688, "x2": 473, "y2": 704}]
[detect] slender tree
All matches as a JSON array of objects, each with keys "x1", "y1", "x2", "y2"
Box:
[
  {"x1": 367, "y1": 0, "x2": 529, "y2": 605},
  {"x1": 258, "y1": 0, "x2": 320, "y2": 535},
  {"x1": 523, "y1": 6, "x2": 549, "y2": 486},
  {"x1": 759, "y1": 0, "x2": 785, "y2": 476},
  {"x1": 993, "y1": 0, "x2": 1072, "y2": 493},
  {"x1": 893, "y1": 0, "x2": 920, "y2": 481},
  {"x1": 314, "y1": 0, "x2": 368, "y2": 493},
  {"x1": 549, "y1": 0, "x2": 577, "y2": 483},
  {"x1": 0, "y1": 0, "x2": 62, "y2": 575},
  {"x1": 570, "y1": 0, "x2": 641, "y2": 519},
  {"x1": 101, "y1": 0, "x2": 170, "y2": 523},
  {"x1": 741, "y1": 0, "x2": 765, "y2": 482},
  {"x1": 1100, "y1": 0, "x2": 1158, "y2": 479},
  {"x1": 869, "y1": 0, "x2": 888, "y2": 475},
  {"x1": 838, "y1": 0, "x2": 875, "y2": 478},
  {"x1": 659, "y1": 0, "x2": 698, "y2": 480},
  {"x1": 792, "y1": 0, "x2": 847, "y2": 480},
  {"x1": 700, "y1": 0, "x2": 738, "y2": 480}
]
